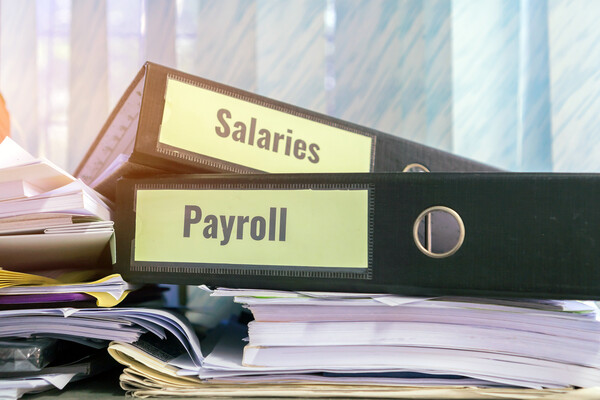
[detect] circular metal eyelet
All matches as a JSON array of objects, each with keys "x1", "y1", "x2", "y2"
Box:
[
  {"x1": 413, "y1": 206, "x2": 465, "y2": 258},
  {"x1": 403, "y1": 163, "x2": 430, "y2": 173}
]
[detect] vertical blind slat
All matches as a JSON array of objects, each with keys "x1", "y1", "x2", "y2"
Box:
[
  {"x1": 0, "y1": 0, "x2": 38, "y2": 155},
  {"x1": 548, "y1": 0, "x2": 600, "y2": 172},
  {"x1": 424, "y1": 0, "x2": 453, "y2": 152},
  {"x1": 187, "y1": 0, "x2": 257, "y2": 92},
  {"x1": 334, "y1": 0, "x2": 426, "y2": 141},
  {"x1": 107, "y1": 0, "x2": 143, "y2": 109},
  {"x1": 519, "y1": 0, "x2": 552, "y2": 171},
  {"x1": 256, "y1": 0, "x2": 326, "y2": 113},
  {"x1": 3, "y1": 1, "x2": 599, "y2": 173},
  {"x1": 69, "y1": 0, "x2": 108, "y2": 171},
  {"x1": 452, "y1": 0, "x2": 520, "y2": 170},
  {"x1": 144, "y1": 0, "x2": 176, "y2": 68}
]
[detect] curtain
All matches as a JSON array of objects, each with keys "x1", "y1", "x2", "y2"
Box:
[{"x1": 0, "y1": 0, "x2": 599, "y2": 173}]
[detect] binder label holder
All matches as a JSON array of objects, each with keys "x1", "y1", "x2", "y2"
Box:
[
  {"x1": 157, "y1": 77, "x2": 375, "y2": 174},
  {"x1": 131, "y1": 182, "x2": 373, "y2": 279}
]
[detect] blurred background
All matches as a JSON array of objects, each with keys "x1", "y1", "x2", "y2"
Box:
[{"x1": 0, "y1": 0, "x2": 599, "y2": 174}]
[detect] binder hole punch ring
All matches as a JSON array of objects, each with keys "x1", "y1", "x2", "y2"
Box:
[
  {"x1": 413, "y1": 206, "x2": 465, "y2": 258},
  {"x1": 403, "y1": 163, "x2": 430, "y2": 173}
]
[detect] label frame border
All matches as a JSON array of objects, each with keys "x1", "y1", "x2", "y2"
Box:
[
  {"x1": 155, "y1": 74, "x2": 377, "y2": 174},
  {"x1": 131, "y1": 181, "x2": 375, "y2": 281}
]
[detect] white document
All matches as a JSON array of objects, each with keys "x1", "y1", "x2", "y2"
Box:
[
  {"x1": 0, "y1": 373, "x2": 77, "y2": 400},
  {"x1": 0, "y1": 137, "x2": 37, "y2": 167},
  {"x1": 242, "y1": 344, "x2": 600, "y2": 389},
  {"x1": 0, "y1": 229, "x2": 113, "y2": 271},
  {"x1": 0, "y1": 213, "x2": 86, "y2": 235},
  {"x1": 0, "y1": 308, "x2": 204, "y2": 368},
  {"x1": 209, "y1": 286, "x2": 425, "y2": 304},
  {"x1": 0, "y1": 180, "x2": 112, "y2": 221},
  {"x1": 0, "y1": 180, "x2": 44, "y2": 201},
  {"x1": 0, "y1": 137, "x2": 76, "y2": 201},
  {"x1": 246, "y1": 320, "x2": 600, "y2": 354},
  {"x1": 44, "y1": 220, "x2": 114, "y2": 234},
  {"x1": 0, "y1": 138, "x2": 111, "y2": 219}
]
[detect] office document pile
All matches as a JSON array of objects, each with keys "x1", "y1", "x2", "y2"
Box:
[
  {"x1": 3, "y1": 286, "x2": 600, "y2": 398},
  {"x1": 4, "y1": 61, "x2": 600, "y2": 400},
  {"x1": 0, "y1": 138, "x2": 113, "y2": 275},
  {"x1": 232, "y1": 290, "x2": 600, "y2": 387},
  {"x1": 93, "y1": 288, "x2": 600, "y2": 398},
  {"x1": 0, "y1": 138, "x2": 140, "y2": 399}
]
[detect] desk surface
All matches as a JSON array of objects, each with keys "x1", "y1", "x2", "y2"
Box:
[{"x1": 25, "y1": 370, "x2": 124, "y2": 400}]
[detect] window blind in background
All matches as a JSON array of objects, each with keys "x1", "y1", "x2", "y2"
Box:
[{"x1": 0, "y1": 0, "x2": 598, "y2": 173}]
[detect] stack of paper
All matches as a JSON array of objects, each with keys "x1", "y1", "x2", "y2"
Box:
[
  {"x1": 0, "y1": 349, "x2": 114, "y2": 400},
  {"x1": 97, "y1": 288, "x2": 600, "y2": 398},
  {"x1": 0, "y1": 308, "x2": 201, "y2": 352},
  {"x1": 0, "y1": 268, "x2": 147, "y2": 398},
  {"x1": 0, "y1": 137, "x2": 130, "y2": 399},
  {"x1": 0, "y1": 307, "x2": 201, "y2": 399},
  {"x1": 0, "y1": 270, "x2": 139, "y2": 308},
  {"x1": 0, "y1": 137, "x2": 113, "y2": 272},
  {"x1": 0, "y1": 335, "x2": 118, "y2": 399},
  {"x1": 218, "y1": 290, "x2": 600, "y2": 389},
  {"x1": 0, "y1": 136, "x2": 126, "y2": 309}
]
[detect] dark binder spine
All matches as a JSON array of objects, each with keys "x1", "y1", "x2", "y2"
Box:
[
  {"x1": 76, "y1": 62, "x2": 499, "y2": 200},
  {"x1": 136, "y1": 62, "x2": 498, "y2": 175},
  {"x1": 116, "y1": 172, "x2": 600, "y2": 299}
]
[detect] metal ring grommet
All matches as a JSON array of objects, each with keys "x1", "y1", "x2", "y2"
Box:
[{"x1": 413, "y1": 206, "x2": 465, "y2": 258}]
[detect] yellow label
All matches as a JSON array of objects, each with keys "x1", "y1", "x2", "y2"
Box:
[
  {"x1": 158, "y1": 78, "x2": 374, "y2": 173},
  {"x1": 134, "y1": 189, "x2": 369, "y2": 269}
]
